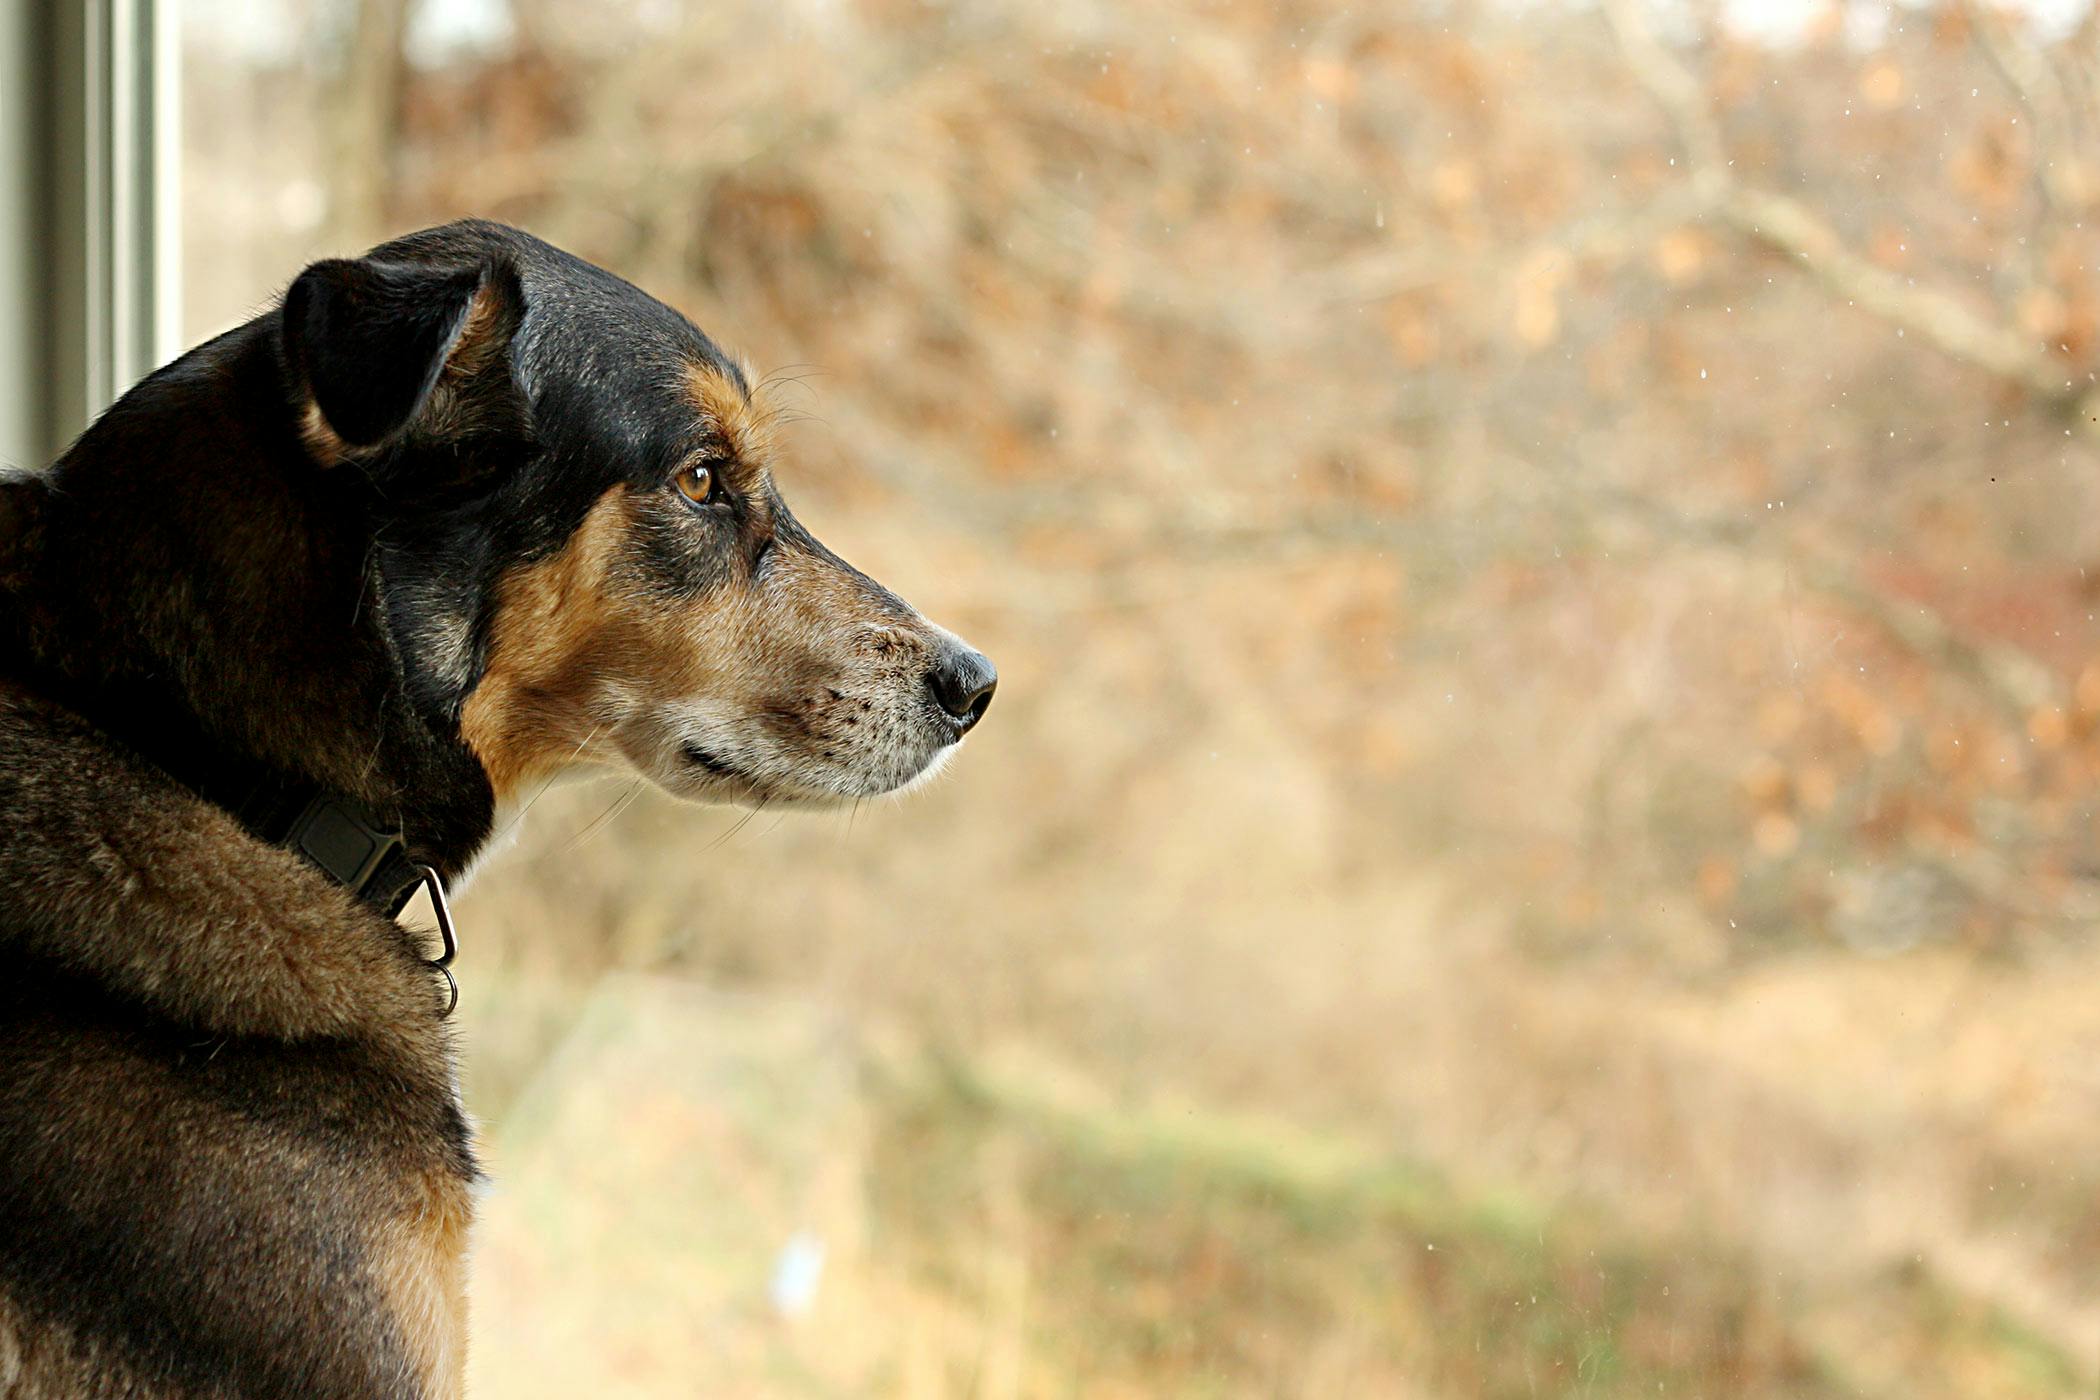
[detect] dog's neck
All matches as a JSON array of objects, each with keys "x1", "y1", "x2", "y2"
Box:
[{"x1": 0, "y1": 321, "x2": 497, "y2": 881}]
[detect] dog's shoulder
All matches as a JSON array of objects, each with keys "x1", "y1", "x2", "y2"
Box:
[{"x1": 0, "y1": 679, "x2": 453, "y2": 1048}]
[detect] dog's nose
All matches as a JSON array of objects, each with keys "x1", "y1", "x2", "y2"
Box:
[{"x1": 927, "y1": 643, "x2": 997, "y2": 733}]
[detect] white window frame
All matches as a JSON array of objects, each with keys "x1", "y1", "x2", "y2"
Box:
[{"x1": 0, "y1": 0, "x2": 179, "y2": 472}]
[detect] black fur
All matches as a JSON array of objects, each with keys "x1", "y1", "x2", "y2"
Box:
[{"x1": 0, "y1": 220, "x2": 774, "y2": 1398}]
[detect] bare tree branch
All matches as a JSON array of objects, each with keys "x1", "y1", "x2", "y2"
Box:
[
  {"x1": 1598, "y1": 0, "x2": 1728, "y2": 189},
  {"x1": 1716, "y1": 187, "x2": 2078, "y2": 401},
  {"x1": 328, "y1": 0, "x2": 413, "y2": 246},
  {"x1": 1310, "y1": 181, "x2": 1724, "y2": 309},
  {"x1": 1963, "y1": 0, "x2": 2093, "y2": 218},
  {"x1": 1601, "y1": 0, "x2": 2100, "y2": 434},
  {"x1": 1583, "y1": 484, "x2": 2064, "y2": 725}
]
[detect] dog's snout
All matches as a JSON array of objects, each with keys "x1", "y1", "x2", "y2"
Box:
[{"x1": 927, "y1": 643, "x2": 997, "y2": 734}]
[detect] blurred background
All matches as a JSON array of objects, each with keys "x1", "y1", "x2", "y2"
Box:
[{"x1": 183, "y1": 1, "x2": 2100, "y2": 1394}]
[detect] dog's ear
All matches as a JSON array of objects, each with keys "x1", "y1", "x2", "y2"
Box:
[{"x1": 281, "y1": 254, "x2": 524, "y2": 452}]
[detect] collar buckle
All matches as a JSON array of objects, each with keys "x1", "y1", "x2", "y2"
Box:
[
  {"x1": 411, "y1": 863, "x2": 460, "y2": 1018},
  {"x1": 285, "y1": 796, "x2": 460, "y2": 1016},
  {"x1": 283, "y1": 793, "x2": 424, "y2": 914},
  {"x1": 286, "y1": 794, "x2": 400, "y2": 891}
]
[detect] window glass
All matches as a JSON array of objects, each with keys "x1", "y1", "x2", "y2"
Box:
[{"x1": 183, "y1": 2, "x2": 2100, "y2": 1394}]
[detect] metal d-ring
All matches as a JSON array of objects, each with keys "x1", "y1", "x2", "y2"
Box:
[{"x1": 413, "y1": 863, "x2": 460, "y2": 1017}]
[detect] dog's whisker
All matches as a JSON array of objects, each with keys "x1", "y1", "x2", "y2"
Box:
[
  {"x1": 559, "y1": 778, "x2": 643, "y2": 853},
  {"x1": 491, "y1": 723, "x2": 604, "y2": 845},
  {"x1": 357, "y1": 694, "x2": 391, "y2": 784},
  {"x1": 705, "y1": 797, "x2": 768, "y2": 851},
  {"x1": 349, "y1": 537, "x2": 381, "y2": 628},
  {"x1": 755, "y1": 363, "x2": 825, "y2": 390}
]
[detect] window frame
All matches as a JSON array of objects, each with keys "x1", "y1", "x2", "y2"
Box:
[{"x1": 0, "y1": 0, "x2": 178, "y2": 472}]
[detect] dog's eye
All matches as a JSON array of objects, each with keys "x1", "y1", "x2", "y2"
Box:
[{"x1": 675, "y1": 462, "x2": 716, "y2": 505}]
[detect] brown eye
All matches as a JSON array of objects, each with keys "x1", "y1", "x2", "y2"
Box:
[{"x1": 676, "y1": 462, "x2": 716, "y2": 504}]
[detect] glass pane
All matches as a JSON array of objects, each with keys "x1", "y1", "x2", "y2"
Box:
[{"x1": 180, "y1": 2, "x2": 2100, "y2": 1395}]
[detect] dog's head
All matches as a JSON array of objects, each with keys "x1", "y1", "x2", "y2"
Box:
[{"x1": 281, "y1": 221, "x2": 993, "y2": 810}]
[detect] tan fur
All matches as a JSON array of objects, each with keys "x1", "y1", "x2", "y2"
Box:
[
  {"x1": 459, "y1": 486, "x2": 639, "y2": 801},
  {"x1": 415, "y1": 279, "x2": 519, "y2": 444},
  {"x1": 0, "y1": 1297, "x2": 162, "y2": 1400},
  {"x1": 685, "y1": 361, "x2": 780, "y2": 469},
  {"x1": 299, "y1": 399, "x2": 350, "y2": 466},
  {"x1": 0, "y1": 1292, "x2": 18, "y2": 1392},
  {"x1": 461, "y1": 368, "x2": 872, "y2": 803},
  {"x1": 458, "y1": 368, "x2": 802, "y2": 799},
  {"x1": 368, "y1": 1170, "x2": 475, "y2": 1400},
  {"x1": 445, "y1": 280, "x2": 509, "y2": 380},
  {"x1": 459, "y1": 461, "x2": 923, "y2": 807}
]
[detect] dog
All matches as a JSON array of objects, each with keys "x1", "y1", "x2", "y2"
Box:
[{"x1": 0, "y1": 219, "x2": 994, "y2": 1398}]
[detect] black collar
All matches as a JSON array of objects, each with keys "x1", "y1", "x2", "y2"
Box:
[
  {"x1": 196, "y1": 770, "x2": 429, "y2": 915},
  {"x1": 169, "y1": 761, "x2": 461, "y2": 1015}
]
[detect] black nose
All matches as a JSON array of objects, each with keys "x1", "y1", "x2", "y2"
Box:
[{"x1": 927, "y1": 643, "x2": 997, "y2": 733}]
